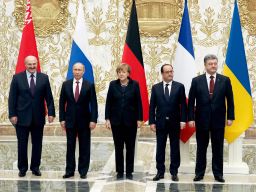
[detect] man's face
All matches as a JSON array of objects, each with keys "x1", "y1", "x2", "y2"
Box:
[
  {"x1": 205, "y1": 59, "x2": 218, "y2": 75},
  {"x1": 162, "y1": 65, "x2": 174, "y2": 82},
  {"x1": 73, "y1": 63, "x2": 85, "y2": 80},
  {"x1": 25, "y1": 56, "x2": 38, "y2": 74}
]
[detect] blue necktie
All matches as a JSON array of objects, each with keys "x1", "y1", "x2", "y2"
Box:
[{"x1": 165, "y1": 84, "x2": 169, "y2": 100}]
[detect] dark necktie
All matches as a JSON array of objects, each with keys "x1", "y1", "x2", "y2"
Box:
[
  {"x1": 75, "y1": 81, "x2": 80, "y2": 102},
  {"x1": 30, "y1": 74, "x2": 35, "y2": 96},
  {"x1": 209, "y1": 75, "x2": 215, "y2": 98},
  {"x1": 165, "y1": 84, "x2": 169, "y2": 100}
]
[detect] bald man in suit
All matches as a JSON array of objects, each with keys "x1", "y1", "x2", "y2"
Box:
[{"x1": 8, "y1": 55, "x2": 55, "y2": 177}]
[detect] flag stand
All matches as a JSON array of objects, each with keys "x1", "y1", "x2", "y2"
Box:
[
  {"x1": 134, "y1": 128, "x2": 144, "y2": 172},
  {"x1": 224, "y1": 133, "x2": 249, "y2": 174},
  {"x1": 179, "y1": 140, "x2": 194, "y2": 173}
]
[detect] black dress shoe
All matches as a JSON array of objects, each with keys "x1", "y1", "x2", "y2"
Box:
[
  {"x1": 153, "y1": 173, "x2": 164, "y2": 181},
  {"x1": 18, "y1": 171, "x2": 26, "y2": 177},
  {"x1": 193, "y1": 175, "x2": 204, "y2": 181},
  {"x1": 126, "y1": 173, "x2": 133, "y2": 180},
  {"x1": 116, "y1": 172, "x2": 124, "y2": 179},
  {"x1": 32, "y1": 170, "x2": 41, "y2": 176},
  {"x1": 215, "y1": 176, "x2": 225, "y2": 183},
  {"x1": 171, "y1": 175, "x2": 179, "y2": 181},
  {"x1": 63, "y1": 172, "x2": 74, "y2": 179},
  {"x1": 80, "y1": 174, "x2": 87, "y2": 179}
]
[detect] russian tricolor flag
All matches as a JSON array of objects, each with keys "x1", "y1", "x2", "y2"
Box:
[
  {"x1": 67, "y1": 0, "x2": 94, "y2": 83},
  {"x1": 173, "y1": 0, "x2": 196, "y2": 143}
]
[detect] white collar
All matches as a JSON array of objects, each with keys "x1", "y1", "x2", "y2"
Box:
[{"x1": 206, "y1": 72, "x2": 216, "y2": 79}]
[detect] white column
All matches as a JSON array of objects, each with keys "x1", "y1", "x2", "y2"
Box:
[
  {"x1": 179, "y1": 140, "x2": 195, "y2": 173},
  {"x1": 224, "y1": 133, "x2": 249, "y2": 174}
]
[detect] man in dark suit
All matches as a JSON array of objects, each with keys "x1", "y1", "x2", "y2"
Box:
[
  {"x1": 149, "y1": 64, "x2": 187, "y2": 181},
  {"x1": 188, "y1": 54, "x2": 234, "y2": 183},
  {"x1": 59, "y1": 63, "x2": 98, "y2": 179},
  {"x1": 8, "y1": 55, "x2": 55, "y2": 177}
]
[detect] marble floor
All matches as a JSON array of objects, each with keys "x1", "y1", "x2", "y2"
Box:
[{"x1": 1, "y1": 136, "x2": 256, "y2": 191}]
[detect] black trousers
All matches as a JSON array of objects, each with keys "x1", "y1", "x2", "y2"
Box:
[
  {"x1": 65, "y1": 125, "x2": 91, "y2": 175},
  {"x1": 195, "y1": 127, "x2": 224, "y2": 177},
  {"x1": 156, "y1": 120, "x2": 180, "y2": 175},
  {"x1": 15, "y1": 122, "x2": 44, "y2": 172},
  {"x1": 111, "y1": 124, "x2": 137, "y2": 174}
]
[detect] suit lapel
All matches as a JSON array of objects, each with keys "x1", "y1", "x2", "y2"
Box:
[
  {"x1": 115, "y1": 80, "x2": 123, "y2": 93},
  {"x1": 212, "y1": 73, "x2": 221, "y2": 99},
  {"x1": 202, "y1": 74, "x2": 210, "y2": 97},
  {"x1": 34, "y1": 73, "x2": 41, "y2": 95},
  {"x1": 69, "y1": 79, "x2": 76, "y2": 102},
  {"x1": 22, "y1": 71, "x2": 30, "y2": 90},
  {"x1": 22, "y1": 71, "x2": 33, "y2": 97},
  {"x1": 77, "y1": 79, "x2": 86, "y2": 103},
  {"x1": 160, "y1": 81, "x2": 171, "y2": 103},
  {"x1": 169, "y1": 81, "x2": 177, "y2": 101}
]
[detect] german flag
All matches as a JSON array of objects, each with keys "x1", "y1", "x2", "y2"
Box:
[{"x1": 122, "y1": 0, "x2": 149, "y2": 122}]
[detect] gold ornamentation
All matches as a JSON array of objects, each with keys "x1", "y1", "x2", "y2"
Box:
[
  {"x1": 192, "y1": 0, "x2": 232, "y2": 47},
  {"x1": 239, "y1": 0, "x2": 256, "y2": 36},
  {"x1": 124, "y1": 0, "x2": 183, "y2": 37},
  {"x1": 13, "y1": 0, "x2": 69, "y2": 37}
]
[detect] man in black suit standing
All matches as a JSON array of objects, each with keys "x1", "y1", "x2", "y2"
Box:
[
  {"x1": 188, "y1": 54, "x2": 234, "y2": 183},
  {"x1": 149, "y1": 64, "x2": 187, "y2": 181},
  {"x1": 8, "y1": 55, "x2": 55, "y2": 177},
  {"x1": 59, "y1": 63, "x2": 98, "y2": 179}
]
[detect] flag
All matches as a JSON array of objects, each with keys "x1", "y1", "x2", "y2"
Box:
[
  {"x1": 173, "y1": 0, "x2": 196, "y2": 143},
  {"x1": 122, "y1": 0, "x2": 149, "y2": 122},
  {"x1": 16, "y1": 0, "x2": 40, "y2": 73},
  {"x1": 224, "y1": 0, "x2": 253, "y2": 144},
  {"x1": 67, "y1": 0, "x2": 94, "y2": 82}
]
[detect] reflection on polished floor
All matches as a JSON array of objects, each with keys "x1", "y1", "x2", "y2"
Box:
[
  {"x1": 1, "y1": 136, "x2": 256, "y2": 191},
  {"x1": 1, "y1": 173, "x2": 256, "y2": 192}
]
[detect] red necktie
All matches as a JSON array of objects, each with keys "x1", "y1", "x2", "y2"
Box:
[
  {"x1": 209, "y1": 76, "x2": 214, "y2": 98},
  {"x1": 75, "y1": 81, "x2": 80, "y2": 102}
]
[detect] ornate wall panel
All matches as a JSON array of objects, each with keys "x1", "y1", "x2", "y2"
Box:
[{"x1": 0, "y1": 0, "x2": 255, "y2": 126}]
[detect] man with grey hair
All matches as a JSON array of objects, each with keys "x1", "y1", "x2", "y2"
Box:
[
  {"x1": 59, "y1": 62, "x2": 98, "y2": 179},
  {"x1": 188, "y1": 54, "x2": 234, "y2": 183}
]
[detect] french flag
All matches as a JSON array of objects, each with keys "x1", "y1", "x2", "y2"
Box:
[
  {"x1": 173, "y1": 0, "x2": 196, "y2": 143},
  {"x1": 67, "y1": 0, "x2": 94, "y2": 82}
]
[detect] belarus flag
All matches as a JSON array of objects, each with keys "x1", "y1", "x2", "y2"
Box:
[
  {"x1": 16, "y1": 0, "x2": 41, "y2": 73},
  {"x1": 122, "y1": 0, "x2": 149, "y2": 122},
  {"x1": 67, "y1": 0, "x2": 94, "y2": 82},
  {"x1": 173, "y1": 0, "x2": 196, "y2": 143}
]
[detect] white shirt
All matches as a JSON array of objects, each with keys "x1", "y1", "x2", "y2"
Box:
[
  {"x1": 26, "y1": 70, "x2": 37, "y2": 86},
  {"x1": 206, "y1": 72, "x2": 216, "y2": 91},
  {"x1": 163, "y1": 81, "x2": 172, "y2": 95},
  {"x1": 163, "y1": 80, "x2": 185, "y2": 125},
  {"x1": 73, "y1": 78, "x2": 83, "y2": 97}
]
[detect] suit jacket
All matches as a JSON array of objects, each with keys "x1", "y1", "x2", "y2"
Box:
[
  {"x1": 188, "y1": 73, "x2": 235, "y2": 130},
  {"x1": 105, "y1": 79, "x2": 143, "y2": 127},
  {"x1": 59, "y1": 78, "x2": 98, "y2": 129},
  {"x1": 149, "y1": 81, "x2": 187, "y2": 129},
  {"x1": 8, "y1": 71, "x2": 55, "y2": 127}
]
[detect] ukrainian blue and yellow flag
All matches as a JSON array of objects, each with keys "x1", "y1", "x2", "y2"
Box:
[{"x1": 224, "y1": 0, "x2": 253, "y2": 144}]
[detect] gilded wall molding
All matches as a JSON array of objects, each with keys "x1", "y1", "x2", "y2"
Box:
[
  {"x1": 239, "y1": 0, "x2": 256, "y2": 36},
  {"x1": 13, "y1": 0, "x2": 69, "y2": 37},
  {"x1": 124, "y1": 0, "x2": 183, "y2": 37}
]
